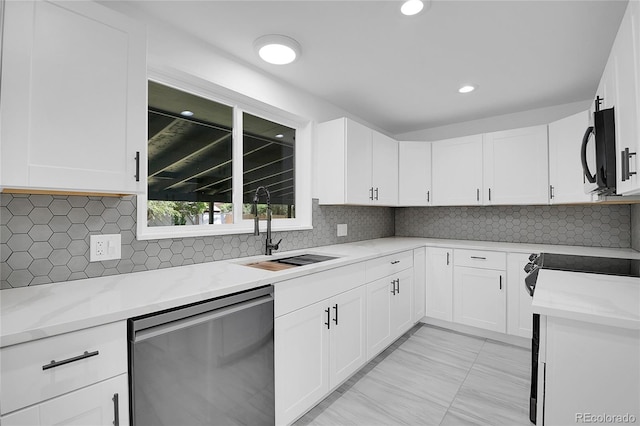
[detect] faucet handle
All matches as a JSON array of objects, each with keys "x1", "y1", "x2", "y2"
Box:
[{"x1": 273, "y1": 239, "x2": 282, "y2": 250}]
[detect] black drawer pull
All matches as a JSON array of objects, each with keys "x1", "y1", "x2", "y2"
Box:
[
  {"x1": 134, "y1": 151, "x2": 140, "y2": 182},
  {"x1": 113, "y1": 393, "x2": 120, "y2": 426},
  {"x1": 391, "y1": 260, "x2": 400, "y2": 265},
  {"x1": 42, "y1": 350, "x2": 99, "y2": 370},
  {"x1": 470, "y1": 256, "x2": 486, "y2": 260}
]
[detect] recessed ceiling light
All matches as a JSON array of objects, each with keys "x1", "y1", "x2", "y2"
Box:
[
  {"x1": 180, "y1": 110, "x2": 194, "y2": 117},
  {"x1": 254, "y1": 34, "x2": 301, "y2": 65},
  {"x1": 458, "y1": 85, "x2": 476, "y2": 94},
  {"x1": 275, "y1": 134, "x2": 284, "y2": 138},
  {"x1": 401, "y1": 0, "x2": 424, "y2": 16}
]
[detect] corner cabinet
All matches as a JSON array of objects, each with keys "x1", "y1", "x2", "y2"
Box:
[
  {"x1": 317, "y1": 117, "x2": 398, "y2": 206},
  {"x1": 483, "y1": 125, "x2": 549, "y2": 205},
  {"x1": 0, "y1": 0, "x2": 146, "y2": 195},
  {"x1": 398, "y1": 141, "x2": 432, "y2": 206}
]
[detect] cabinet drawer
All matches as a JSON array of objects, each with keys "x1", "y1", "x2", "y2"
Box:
[
  {"x1": 1, "y1": 321, "x2": 127, "y2": 414},
  {"x1": 454, "y1": 249, "x2": 506, "y2": 270},
  {"x1": 365, "y1": 250, "x2": 413, "y2": 282},
  {"x1": 275, "y1": 263, "x2": 366, "y2": 317}
]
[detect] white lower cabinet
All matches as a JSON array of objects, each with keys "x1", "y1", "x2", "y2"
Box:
[
  {"x1": 275, "y1": 285, "x2": 367, "y2": 426},
  {"x1": 413, "y1": 247, "x2": 426, "y2": 321},
  {"x1": 366, "y1": 268, "x2": 413, "y2": 359},
  {"x1": 1, "y1": 374, "x2": 128, "y2": 426},
  {"x1": 425, "y1": 247, "x2": 453, "y2": 321},
  {"x1": 506, "y1": 252, "x2": 534, "y2": 338},
  {"x1": 453, "y1": 250, "x2": 507, "y2": 333}
]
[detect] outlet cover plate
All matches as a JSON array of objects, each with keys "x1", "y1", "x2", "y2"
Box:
[
  {"x1": 90, "y1": 234, "x2": 121, "y2": 262},
  {"x1": 337, "y1": 223, "x2": 348, "y2": 237}
]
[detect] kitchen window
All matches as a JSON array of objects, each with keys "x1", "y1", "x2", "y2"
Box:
[{"x1": 137, "y1": 77, "x2": 311, "y2": 240}]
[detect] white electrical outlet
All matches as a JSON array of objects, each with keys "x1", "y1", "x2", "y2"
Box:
[
  {"x1": 90, "y1": 234, "x2": 121, "y2": 262},
  {"x1": 337, "y1": 223, "x2": 348, "y2": 237}
]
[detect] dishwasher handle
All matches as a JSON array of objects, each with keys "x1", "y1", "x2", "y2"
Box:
[{"x1": 133, "y1": 294, "x2": 273, "y2": 343}]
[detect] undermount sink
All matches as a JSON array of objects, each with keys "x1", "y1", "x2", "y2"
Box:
[{"x1": 245, "y1": 254, "x2": 339, "y2": 271}]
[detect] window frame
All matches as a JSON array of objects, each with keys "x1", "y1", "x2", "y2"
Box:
[{"x1": 136, "y1": 71, "x2": 312, "y2": 240}]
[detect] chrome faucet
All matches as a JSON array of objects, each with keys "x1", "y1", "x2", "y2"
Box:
[{"x1": 252, "y1": 186, "x2": 282, "y2": 255}]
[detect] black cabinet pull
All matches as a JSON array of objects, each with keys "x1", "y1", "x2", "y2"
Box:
[
  {"x1": 113, "y1": 393, "x2": 120, "y2": 426},
  {"x1": 396, "y1": 278, "x2": 400, "y2": 294},
  {"x1": 446, "y1": 252, "x2": 450, "y2": 266},
  {"x1": 391, "y1": 260, "x2": 400, "y2": 265},
  {"x1": 333, "y1": 304, "x2": 339, "y2": 325},
  {"x1": 488, "y1": 188, "x2": 492, "y2": 201},
  {"x1": 622, "y1": 148, "x2": 637, "y2": 181},
  {"x1": 499, "y1": 275, "x2": 503, "y2": 290},
  {"x1": 374, "y1": 187, "x2": 379, "y2": 200},
  {"x1": 134, "y1": 151, "x2": 140, "y2": 182},
  {"x1": 427, "y1": 191, "x2": 430, "y2": 202},
  {"x1": 42, "y1": 350, "x2": 99, "y2": 370},
  {"x1": 390, "y1": 280, "x2": 397, "y2": 295},
  {"x1": 369, "y1": 187, "x2": 374, "y2": 200},
  {"x1": 470, "y1": 256, "x2": 486, "y2": 260},
  {"x1": 476, "y1": 188, "x2": 480, "y2": 201},
  {"x1": 549, "y1": 185, "x2": 554, "y2": 199},
  {"x1": 325, "y1": 307, "x2": 331, "y2": 329}
]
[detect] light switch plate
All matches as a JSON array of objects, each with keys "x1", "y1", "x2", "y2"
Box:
[
  {"x1": 337, "y1": 223, "x2": 348, "y2": 237},
  {"x1": 90, "y1": 234, "x2": 121, "y2": 262}
]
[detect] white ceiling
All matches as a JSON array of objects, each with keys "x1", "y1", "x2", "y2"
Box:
[{"x1": 104, "y1": 0, "x2": 628, "y2": 136}]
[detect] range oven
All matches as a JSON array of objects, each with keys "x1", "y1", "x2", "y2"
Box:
[{"x1": 523, "y1": 253, "x2": 640, "y2": 424}]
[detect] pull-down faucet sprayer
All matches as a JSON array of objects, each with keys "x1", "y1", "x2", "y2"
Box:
[{"x1": 252, "y1": 186, "x2": 282, "y2": 255}]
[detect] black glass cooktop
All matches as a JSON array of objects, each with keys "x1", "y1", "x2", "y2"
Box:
[{"x1": 536, "y1": 253, "x2": 640, "y2": 278}]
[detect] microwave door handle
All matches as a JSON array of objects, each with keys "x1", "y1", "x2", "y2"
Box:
[{"x1": 581, "y1": 125, "x2": 597, "y2": 184}]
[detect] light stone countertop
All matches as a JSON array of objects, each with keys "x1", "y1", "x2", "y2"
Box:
[
  {"x1": 1, "y1": 237, "x2": 638, "y2": 347},
  {"x1": 532, "y1": 269, "x2": 640, "y2": 329}
]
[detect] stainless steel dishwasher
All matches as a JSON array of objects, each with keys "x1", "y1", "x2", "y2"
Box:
[{"x1": 128, "y1": 285, "x2": 274, "y2": 426}]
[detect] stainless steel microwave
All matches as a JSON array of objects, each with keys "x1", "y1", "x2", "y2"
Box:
[{"x1": 581, "y1": 97, "x2": 616, "y2": 195}]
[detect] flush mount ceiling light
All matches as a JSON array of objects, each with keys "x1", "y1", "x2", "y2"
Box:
[
  {"x1": 401, "y1": 0, "x2": 424, "y2": 16},
  {"x1": 458, "y1": 85, "x2": 476, "y2": 94},
  {"x1": 254, "y1": 34, "x2": 301, "y2": 65}
]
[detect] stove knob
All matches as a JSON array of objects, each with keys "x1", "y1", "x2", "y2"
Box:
[
  {"x1": 524, "y1": 263, "x2": 535, "y2": 273},
  {"x1": 528, "y1": 253, "x2": 539, "y2": 262}
]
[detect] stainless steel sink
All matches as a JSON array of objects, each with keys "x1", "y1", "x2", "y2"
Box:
[{"x1": 245, "y1": 254, "x2": 338, "y2": 271}]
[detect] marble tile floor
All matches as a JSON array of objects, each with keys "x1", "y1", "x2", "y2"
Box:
[{"x1": 294, "y1": 324, "x2": 533, "y2": 426}]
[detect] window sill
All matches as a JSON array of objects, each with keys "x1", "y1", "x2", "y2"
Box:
[{"x1": 136, "y1": 222, "x2": 313, "y2": 241}]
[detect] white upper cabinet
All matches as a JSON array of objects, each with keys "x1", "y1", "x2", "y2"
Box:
[
  {"x1": 318, "y1": 117, "x2": 398, "y2": 206},
  {"x1": 548, "y1": 111, "x2": 594, "y2": 204},
  {"x1": 0, "y1": 0, "x2": 146, "y2": 195},
  {"x1": 431, "y1": 135, "x2": 484, "y2": 206},
  {"x1": 398, "y1": 141, "x2": 432, "y2": 206},
  {"x1": 483, "y1": 125, "x2": 549, "y2": 205},
  {"x1": 610, "y1": 0, "x2": 640, "y2": 195}
]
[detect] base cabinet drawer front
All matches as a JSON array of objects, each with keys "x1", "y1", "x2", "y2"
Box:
[
  {"x1": 1, "y1": 321, "x2": 127, "y2": 414},
  {"x1": 453, "y1": 266, "x2": 506, "y2": 333},
  {"x1": 454, "y1": 249, "x2": 506, "y2": 270},
  {"x1": 1, "y1": 373, "x2": 129, "y2": 426},
  {"x1": 275, "y1": 263, "x2": 366, "y2": 317},
  {"x1": 365, "y1": 250, "x2": 413, "y2": 283}
]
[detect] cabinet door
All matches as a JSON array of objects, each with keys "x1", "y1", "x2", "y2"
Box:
[
  {"x1": 275, "y1": 300, "x2": 330, "y2": 426},
  {"x1": 453, "y1": 266, "x2": 506, "y2": 333},
  {"x1": 413, "y1": 247, "x2": 426, "y2": 321},
  {"x1": 425, "y1": 247, "x2": 453, "y2": 322},
  {"x1": 548, "y1": 111, "x2": 594, "y2": 204},
  {"x1": 612, "y1": 0, "x2": 640, "y2": 195},
  {"x1": 0, "y1": 0, "x2": 145, "y2": 194},
  {"x1": 329, "y1": 286, "x2": 367, "y2": 387},
  {"x1": 483, "y1": 125, "x2": 549, "y2": 205},
  {"x1": 1, "y1": 374, "x2": 128, "y2": 426},
  {"x1": 432, "y1": 135, "x2": 483, "y2": 206},
  {"x1": 506, "y1": 253, "x2": 533, "y2": 338},
  {"x1": 345, "y1": 119, "x2": 373, "y2": 204},
  {"x1": 366, "y1": 277, "x2": 393, "y2": 359},
  {"x1": 398, "y1": 141, "x2": 432, "y2": 206},
  {"x1": 391, "y1": 269, "x2": 414, "y2": 337},
  {"x1": 372, "y1": 131, "x2": 398, "y2": 205}
]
